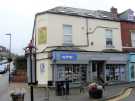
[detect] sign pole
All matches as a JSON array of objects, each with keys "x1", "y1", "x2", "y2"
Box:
[
  {"x1": 30, "y1": 48, "x2": 34, "y2": 101},
  {"x1": 30, "y1": 86, "x2": 34, "y2": 101},
  {"x1": 24, "y1": 40, "x2": 36, "y2": 101}
]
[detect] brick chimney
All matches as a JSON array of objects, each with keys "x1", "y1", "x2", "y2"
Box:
[{"x1": 111, "y1": 7, "x2": 118, "y2": 19}]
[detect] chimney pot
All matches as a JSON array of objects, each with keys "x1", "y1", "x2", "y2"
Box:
[{"x1": 111, "y1": 6, "x2": 118, "y2": 19}]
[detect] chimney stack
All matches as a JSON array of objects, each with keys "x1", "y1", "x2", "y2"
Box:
[{"x1": 111, "y1": 7, "x2": 118, "y2": 19}]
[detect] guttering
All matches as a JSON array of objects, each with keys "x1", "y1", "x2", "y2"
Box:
[{"x1": 120, "y1": 19, "x2": 135, "y2": 23}]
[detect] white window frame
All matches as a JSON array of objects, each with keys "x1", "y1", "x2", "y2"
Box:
[
  {"x1": 131, "y1": 31, "x2": 135, "y2": 47},
  {"x1": 105, "y1": 29, "x2": 113, "y2": 48},
  {"x1": 63, "y1": 24, "x2": 72, "y2": 44},
  {"x1": 128, "y1": 10, "x2": 134, "y2": 21}
]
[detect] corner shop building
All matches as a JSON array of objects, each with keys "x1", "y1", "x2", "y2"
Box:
[{"x1": 37, "y1": 50, "x2": 128, "y2": 86}]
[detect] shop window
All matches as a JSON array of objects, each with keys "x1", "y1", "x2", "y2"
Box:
[
  {"x1": 56, "y1": 64, "x2": 87, "y2": 83},
  {"x1": 80, "y1": 65, "x2": 87, "y2": 82},
  {"x1": 64, "y1": 64, "x2": 80, "y2": 82},
  {"x1": 57, "y1": 66, "x2": 65, "y2": 81},
  {"x1": 131, "y1": 31, "x2": 135, "y2": 47},
  {"x1": 63, "y1": 25, "x2": 72, "y2": 44},
  {"x1": 105, "y1": 64, "x2": 125, "y2": 81},
  {"x1": 128, "y1": 9, "x2": 134, "y2": 21},
  {"x1": 105, "y1": 29, "x2": 113, "y2": 48}
]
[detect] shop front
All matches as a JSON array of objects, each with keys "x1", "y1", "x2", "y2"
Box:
[
  {"x1": 128, "y1": 53, "x2": 135, "y2": 82},
  {"x1": 89, "y1": 53, "x2": 128, "y2": 84},
  {"x1": 51, "y1": 51, "x2": 128, "y2": 86},
  {"x1": 52, "y1": 51, "x2": 90, "y2": 87}
]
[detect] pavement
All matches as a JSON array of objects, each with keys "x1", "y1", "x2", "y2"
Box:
[
  {"x1": 2, "y1": 72, "x2": 135, "y2": 101},
  {"x1": 8, "y1": 82, "x2": 135, "y2": 101}
]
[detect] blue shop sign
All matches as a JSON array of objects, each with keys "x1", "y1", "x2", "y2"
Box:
[
  {"x1": 60, "y1": 53, "x2": 77, "y2": 61},
  {"x1": 128, "y1": 53, "x2": 135, "y2": 62},
  {"x1": 52, "y1": 51, "x2": 78, "y2": 61}
]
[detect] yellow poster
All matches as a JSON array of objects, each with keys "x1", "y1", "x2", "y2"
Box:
[{"x1": 38, "y1": 27, "x2": 47, "y2": 44}]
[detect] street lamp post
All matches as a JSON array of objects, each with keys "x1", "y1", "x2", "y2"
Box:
[{"x1": 5, "y1": 33, "x2": 12, "y2": 83}]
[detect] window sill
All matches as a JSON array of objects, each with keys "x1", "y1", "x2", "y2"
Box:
[
  {"x1": 63, "y1": 43, "x2": 74, "y2": 46},
  {"x1": 106, "y1": 45, "x2": 115, "y2": 48},
  {"x1": 131, "y1": 46, "x2": 135, "y2": 48}
]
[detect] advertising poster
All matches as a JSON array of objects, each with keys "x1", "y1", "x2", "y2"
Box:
[{"x1": 38, "y1": 27, "x2": 47, "y2": 44}]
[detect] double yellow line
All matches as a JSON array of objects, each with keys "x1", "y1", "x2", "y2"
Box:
[{"x1": 107, "y1": 88, "x2": 133, "y2": 101}]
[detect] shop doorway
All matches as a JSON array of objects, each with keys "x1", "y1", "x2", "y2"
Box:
[{"x1": 92, "y1": 61, "x2": 105, "y2": 82}]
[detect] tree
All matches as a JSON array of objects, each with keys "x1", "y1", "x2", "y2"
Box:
[{"x1": 14, "y1": 55, "x2": 27, "y2": 70}]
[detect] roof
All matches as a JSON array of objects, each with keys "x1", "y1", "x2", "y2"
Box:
[
  {"x1": 36, "y1": 6, "x2": 120, "y2": 21},
  {"x1": 119, "y1": 9, "x2": 135, "y2": 22},
  {"x1": 35, "y1": 6, "x2": 135, "y2": 24},
  {"x1": 119, "y1": 9, "x2": 132, "y2": 15}
]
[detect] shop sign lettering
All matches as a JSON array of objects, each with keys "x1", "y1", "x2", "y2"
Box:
[{"x1": 60, "y1": 53, "x2": 77, "y2": 60}]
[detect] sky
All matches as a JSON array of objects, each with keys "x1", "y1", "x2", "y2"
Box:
[{"x1": 0, "y1": 0, "x2": 134, "y2": 55}]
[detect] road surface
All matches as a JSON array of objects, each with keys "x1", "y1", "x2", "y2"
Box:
[{"x1": 0, "y1": 73, "x2": 10, "y2": 101}]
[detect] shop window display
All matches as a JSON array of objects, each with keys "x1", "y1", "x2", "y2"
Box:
[
  {"x1": 105, "y1": 64, "x2": 125, "y2": 82},
  {"x1": 56, "y1": 64, "x2": 87, "y2": 83}
]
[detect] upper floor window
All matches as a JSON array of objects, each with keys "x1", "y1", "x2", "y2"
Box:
[
  {"x1": 131, "y1": 31, "x2": 135, "y2": 47},
  {"x1": 63, "y1": 25, "x2": 72, "y2": 44},
  {"x1": 106, "y1": 29, "x2": 113, "y2": 48},
  {"x1": 128, "y1": 9, "x2": 134, "y2": 21}
]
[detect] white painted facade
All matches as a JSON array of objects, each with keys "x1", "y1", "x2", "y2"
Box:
[
  {"x1": 34, "y1": 13, "x2": 122, "y2": 85},
  {"x1": 35, "y1": 13, "x2": 122, "y2": 52}
]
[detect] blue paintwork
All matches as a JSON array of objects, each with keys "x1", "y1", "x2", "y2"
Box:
[
  {"x1": 128, "y1": 53, "x2": 135, "y2": 81},
  {"x1": 128, "y1": 53, "x2": 135, "y2": 62},
  {"x1": 52, "y1": 51, "x2": 56, "y2": 61},
  {"x1": 60, "y1": 53, "x2": 77, "y2": 61},
  {"x1": 52, "y1": 51, "x2": 78, "y2": 61}
]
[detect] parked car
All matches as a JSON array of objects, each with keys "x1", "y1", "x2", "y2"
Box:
[{"x1": 0, "y1": 64, "x2": 7, "y2": 74}]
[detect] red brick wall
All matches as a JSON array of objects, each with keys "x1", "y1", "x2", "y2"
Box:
[
  {"x1": 11, "y1": 70, "x2": 27, "y2": 83},
  {"x1": 121, "y1": 21, "x2": 135, "y2": 52}
]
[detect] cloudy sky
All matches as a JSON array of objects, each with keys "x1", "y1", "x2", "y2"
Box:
[{"x1": 0, "y1": 0, "x2": 134, "y2": 55}]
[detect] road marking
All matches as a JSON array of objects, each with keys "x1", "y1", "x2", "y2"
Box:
[{"x1": 107, "y1": 88, "x2": 133, "y2": 101}]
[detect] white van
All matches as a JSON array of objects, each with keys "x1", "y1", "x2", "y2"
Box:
[{"x1": 0, "y1": 64, "x2": 7, "y2": 74}]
